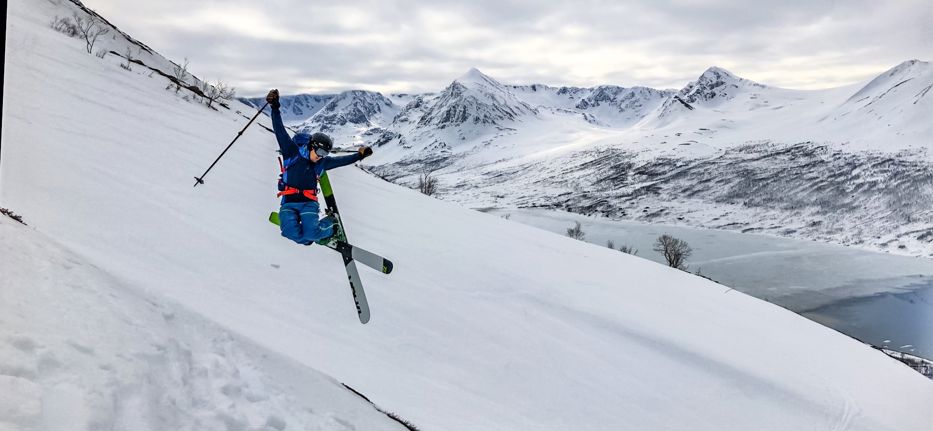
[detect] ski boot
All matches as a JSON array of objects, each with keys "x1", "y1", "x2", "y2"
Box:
[{"x1": 315, "y1": 214, "x2": 344, "y2": 247}]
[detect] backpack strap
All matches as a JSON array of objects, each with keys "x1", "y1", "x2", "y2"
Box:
[{"x1": 276, "y1": 155, "x2": 318, "y2": 201}]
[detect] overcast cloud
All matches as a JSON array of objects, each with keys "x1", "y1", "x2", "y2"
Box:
[{"x1": 82, "y1": 0, "x2": 933, "y2": 96}]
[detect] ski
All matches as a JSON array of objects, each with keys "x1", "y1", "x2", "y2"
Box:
[
  {"x1": 318, "y1": 171, "x2": 371, "y2": 324},
  {"x1": 268, "y1": 172, "x2": 391, "y2": 324},
  {"x1": 268, "y1": 212, "x2": 393, "y2": 274},
  {"x1": 343, "y1": 242, "x2": 393, "y2": 275}
]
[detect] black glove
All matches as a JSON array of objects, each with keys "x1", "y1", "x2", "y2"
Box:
[
  {"x1": 266, "y1": 89, "x2": 280, "y2": 109},
  {"x1": 358, "y1": 146, "x2": 373, "y2": 159}
]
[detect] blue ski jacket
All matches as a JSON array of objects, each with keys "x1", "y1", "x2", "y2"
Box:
[{"x1": 271, "y1": 106, "x2": 361, "y2": 204}]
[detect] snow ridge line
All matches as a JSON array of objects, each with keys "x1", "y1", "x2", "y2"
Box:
[{"x1": 341, "y1": 384, "x2": 420, "y2": 431}]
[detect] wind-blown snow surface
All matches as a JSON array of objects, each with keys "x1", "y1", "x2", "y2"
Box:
[
  {"x1": 0, "y1": 217, "x2": 408, "y2": 431},
  {"x1": 3, "y1": 1, "x2": 933, "y2": 430}
]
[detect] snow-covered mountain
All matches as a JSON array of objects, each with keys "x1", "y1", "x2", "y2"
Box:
[
  {"x1": 5, "y1": 0, "x2": 933, "y2": 430},
  {"x1": 352, "y1": 63, "x2": 933, "y2": 256},
  {"x1": 506, "y1": 83, "x2": 674, "y2": 127},
  {"x1": 821, "y1": 59, "x2": 933, "y2": 141},
  {"x1": 306, "y1": 90, "x2": 397, "y2": 129},
  {"x1": 377, "y1": 68, "x2": 542, "y2": 159},
  {"x1": 418, "y1": 68, "x2": 538, "y2": 129},
  {"x1": 240, "y1": 93, "x2": 335, "y2": 126},
  {"x1": 294, "y1": 90, "x2": 401, "y2": 147},
  {"x1": 257, "y1": 62, "x2": 933, "y2": 256},
  {"x1": 681, "y1": 66, "x2": 766, "y2": 104}
]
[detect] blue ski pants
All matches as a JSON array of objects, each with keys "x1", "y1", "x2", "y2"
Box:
[{"x1": 279, "y1": 201, "x2": 334, "y2": 245}]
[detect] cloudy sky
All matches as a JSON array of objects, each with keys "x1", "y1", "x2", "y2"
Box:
[{"x1": 83, "y1": 0, "x2": 933, "y2": 97}]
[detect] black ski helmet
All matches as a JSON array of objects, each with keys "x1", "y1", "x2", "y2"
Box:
[{"x1": 310, "y1": 132, "x2": 333, "y2": 151}]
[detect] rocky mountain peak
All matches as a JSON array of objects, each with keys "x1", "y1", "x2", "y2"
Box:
[
  {"x1": 300, "y1": 90, "x2": 397, "y2": 131},
  {"x1": 679, "y1": 66, "x2": 763, "y2": 104},
  {"x1": 418, "y1": 69, "x2": 537, "y2": 129}
]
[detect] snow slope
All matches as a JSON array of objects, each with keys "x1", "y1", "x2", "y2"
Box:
[
  {"x1": 0, "y1": 216, "x2": 408, "y2": 431},
  {"x1": 3, "y1": 1, "x2": 932, "y2": 430}
]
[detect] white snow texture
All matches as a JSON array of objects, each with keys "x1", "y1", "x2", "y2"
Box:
[{"x1": 2, "y1": 1, "x2": 932, "y2": 431}]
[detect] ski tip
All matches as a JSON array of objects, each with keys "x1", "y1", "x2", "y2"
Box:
[
  {"x1": 382, "y1": 260, "x2": 394, "y2": 275},
  {"x1": 358, "y1": 313, "x2": 371, "y2": 324}
]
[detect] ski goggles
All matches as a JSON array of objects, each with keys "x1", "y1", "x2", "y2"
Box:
[{"x1": 312, "y1": 146, "x2": 329, "y2": 158}]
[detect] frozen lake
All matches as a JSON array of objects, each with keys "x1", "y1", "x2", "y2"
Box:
[{"x1": 486, "y1": 208, "x2": 933, "y2": 359}]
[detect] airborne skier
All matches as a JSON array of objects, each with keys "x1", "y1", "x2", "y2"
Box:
[{"x1": 266, "y1": 89, "x2": 373, "y2": 245}]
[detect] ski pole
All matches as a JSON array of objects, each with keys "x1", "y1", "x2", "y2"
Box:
[{"x1": 193, "y1": 101, "x2": 269, "y2": 187}]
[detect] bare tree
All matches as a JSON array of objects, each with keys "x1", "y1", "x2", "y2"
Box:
[
  {"x1": 653, "y1": 234, "x2": 692, "y2": 269},
  {"x1": 418, "y1": 170, "x2": 438, "y2": 196},
  {"x1": 201, "y1": 79, "x2": 236, "y2": 109},
  {"x1": 73, "y1": 12, "x2": 109, "y2": 54},
  {"x1": 200, "y1": 80, "x2": 221, "y2": 108},
  {"x1": 168, "y1": 58, "x2": 190, "y2": 93},
  {"x1": 219, "y1": 82, "x2": 237, "y2": 101},
  {"x1": 566, "y1": 221, "x2": 585, "y2": 240},
  {"x1": 606, "y1": 239, "x2": 615, "y2": 249},
  {"x1": 619, "y1": 245, "x2": 638, "y2": 255},
  {"x1": 120, "y1": 47, "x2": 138, "y2": 70}
]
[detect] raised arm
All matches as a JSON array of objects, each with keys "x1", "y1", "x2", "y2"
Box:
[
  {"x1": 320, "y1": 152, "x2": 363, "y2": 170},
  {"x1": 320, "y1": 146, "x2": 373, "y2": 170},
  {"x1": 267, "y1": 89, "x2": 297, "y2": 158}
]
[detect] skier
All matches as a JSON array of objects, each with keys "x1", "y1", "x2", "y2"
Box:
[{"x1": 266, "y1": 89, "x2": 373, "y2": 245}]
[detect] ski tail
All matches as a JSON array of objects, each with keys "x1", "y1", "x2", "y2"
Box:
[
  {"x1": 344, "y1": 242, "x2": 393, "y2": 274},
  {"x1": 344, "y1": 258, "x2": 370, "y2": 324}
]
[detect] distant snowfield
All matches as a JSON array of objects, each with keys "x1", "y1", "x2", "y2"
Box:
[{"x1": 2, "y1": 1, "x2": 932, "y2": 431}]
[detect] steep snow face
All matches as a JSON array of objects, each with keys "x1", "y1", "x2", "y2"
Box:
[
  {"x1": 302, "y1": 90, "x2": 398, "y2": 130},
  {"x1": 848, "y1": 59, "x2": 932, "y2": 103},
  {"x1": 291, "y1": 90, "x2": 401, "y2": 148},
  {"x1": 575, "y1": 85, "x2": 673, "y2": 126},
  {"x1": 0, "y1": 217, "x2": 408, "y2": 431},
  {"x1": 655, "y1": 66, "x2": 768, "y2": 120},
  {"x1": 417, "y1": 68, "x2": 538, "y2": 129},
  {"x1": 506, "y1": 83, "x2": 584, "y2": 110},
  {"x1": 507, "y1": 84, "x2": 591, "y2": 109},
  {"x1": 504, "y1": 84, "x2": 673, "y2": 127},
  {"x1": 363, "y1": 69, "x2": 545, "y2": 162},
  {"x1": 240, "y1": 93, "x2": 335, "y2": 126},
  {"x1": 822, "y1": 60, "x2": 933, "y2": 143},
  {"x1": 30, "y1": 0, "x2": 206, "y2": 93},
  {"x1": 680, "y1": 66, "x2": 766, "y2": 105}
]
